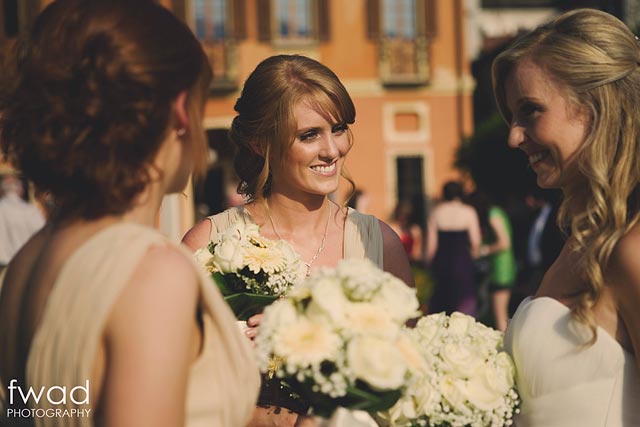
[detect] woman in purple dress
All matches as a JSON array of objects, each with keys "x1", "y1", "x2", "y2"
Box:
[{"x1": 426, "y1": 181, "x2": 482, "y2": 316}]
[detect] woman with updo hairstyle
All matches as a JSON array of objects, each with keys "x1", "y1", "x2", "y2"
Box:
[
  {"x1": 493, "y1": 8, "x2": 640, "y2": 425},
  {"x1": 229, "y1": 54, "x2": 358, "y2": 203},
  {"x1": 0, "y1": 1, "x2": 259, "y2": 426},
  {"x1": 183, "y1": 54, "x2": 414, "y2": 427}
]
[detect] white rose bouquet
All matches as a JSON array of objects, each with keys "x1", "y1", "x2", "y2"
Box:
[
  {"x1": 254, "y1": 259, "x2": 422, "y2": 418},
  {"x1": 194, "y1": 221, "x2": 306, "y2": 320},
  {"x1": 377, "y1": 312, "x2": 519, "y2": 427}
]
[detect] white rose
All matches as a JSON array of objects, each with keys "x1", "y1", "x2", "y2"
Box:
[
  {"x1": 305, "y1": 299, "x2": 339, "y2": 325},
  {"x1": 345, "y1": 303, "x2": 399, "y2": 339},
  {"x1": 193, "y1": 247, "x2": 215, "y2": 272},
  {"x1": 308, "y1": 277, "x2": 349, "y2": 322},
  {"x1": 336, "y1": 259, "x2": 383, "y2": 300},
  {"x1": 370, "y1": 277, "x2": 420, "y2": 323},
  {"x1": 211, "y1": 238, "x2": 244, "y2": 273},
  {"x1": 448, "y1": 312, "x2": 476, "y2": 337},
  {"x1": 439, "y1": 342, "x2": 483, "y2": 378},
  {"x1": 439, "y1": 375, "x2": 468, "y2": 412},
  {"x1": 347, "y1": 336, "x2": 407, "y2": 390},
  {"x1": 386, "y1": 396, "x2": 417, "y2": 426},
  {"x1": 462, "y1": 371, "x2": 504, "y2": 411},
  {"x1": 484, "y1": 352, "x2": 516, "y2": 395},
  {"x1": 413, "y1": 376, "x2": 440, "y2": 415},
  {"x1": 261, "y1": 299, "x2": 298, "y2": 333},
  {"x1": 471, "y1": 323, "x2": 503, "y2": 353},
  {"x1": 415, "y1": 313, "x2": 446, "y2": 348}
]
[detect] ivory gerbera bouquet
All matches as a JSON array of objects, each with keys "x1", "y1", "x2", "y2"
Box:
[
  {"x1": 254, "y1": 259, "x2": 422, "y2": 418},
  {"x1": 194, "y1": 221, "x2": 306, "y2": 320},
  {"x1": 377, "y1": 312, "x2": 519, "y2": 427}
]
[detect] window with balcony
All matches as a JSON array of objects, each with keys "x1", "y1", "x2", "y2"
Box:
[
  {"x1": 367, "y1": 0, "x2": 436, "y2": 86},
  {"x1": 257, "y1": 0, "x2": 329, "y2": 45},
  {"x1": 183, "y1": 0, "x2": 246, "y2": 92}
]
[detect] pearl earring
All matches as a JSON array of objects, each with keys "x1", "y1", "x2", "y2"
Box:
[{"x1": 177, "y1": 128, "x2": 186, "y2": 136}]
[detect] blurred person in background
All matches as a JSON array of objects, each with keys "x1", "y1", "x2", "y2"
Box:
[
  {"x1": 426, "y1": 180, "x2": 481, "y2": 316},
  {"x1": 388, "y1": 199, "x2": 432, "y2": 313},
  {"x1": 0, "y1": 174, "x2": 45, "y2": 268},
  {"x1": 510, "y1": 188, "x2": 564, "y2": 313},
  {"x1": 388, "y1": 200, "x2": 423, "y2": 263},
  {"x1": 468, "y1": 190, "x2": 516, "y2": 332}
]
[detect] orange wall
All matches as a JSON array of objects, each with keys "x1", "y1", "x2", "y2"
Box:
[{"x1": 318, "y1": 1, "x2": 378, "y2": 79}]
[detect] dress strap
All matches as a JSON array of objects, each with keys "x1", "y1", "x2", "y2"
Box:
[{"x1": 343, "y1": 208, "x2": 383, "y2": 268}]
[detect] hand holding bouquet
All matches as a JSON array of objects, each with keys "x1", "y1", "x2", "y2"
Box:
[
  {"x1": 254, "y1": 259, "x2": 422, "y2": 418},
  {"x1": 377, "y1": 312, "x2": 520, "y2": 427},
  {"x1": 194, "y1": 221, "x2": 306, "y2": 320}
]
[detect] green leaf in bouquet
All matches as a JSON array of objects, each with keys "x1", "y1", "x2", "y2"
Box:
[
  {"x1": 279, "y1": 376, "x2": 337, "y2": 418},
  {"x1": 341, "y1": 384, "x2": 403, "y2": 413},
  {"x1": 212, "y1": 271, "x2": 251, "y2": 295},
  {"x1": 280, "y1": 376, "x2": 402, "y2": 419},
  {"x1": 211, "y1": 272, "x2": 235, "y2": 296},
  {"x1": 224, "y1": 293, "x2": 279, "y2": 321}
]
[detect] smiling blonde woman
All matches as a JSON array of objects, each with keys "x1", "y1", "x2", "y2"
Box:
[{"x1": 493, "y1": 8, "x2": 640, "y2": 426}]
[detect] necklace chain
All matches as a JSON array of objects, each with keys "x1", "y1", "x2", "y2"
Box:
[{"x1": 266, "y1": 200, "x2": 332, "y2": 276}]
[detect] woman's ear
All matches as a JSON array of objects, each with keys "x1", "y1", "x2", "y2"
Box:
[
  {"x1": 250, "y1": 141, "x2": 264, "y2": 157},
  {"x1": 173, "y1": 91, "x2": 189, "y2": 132}
]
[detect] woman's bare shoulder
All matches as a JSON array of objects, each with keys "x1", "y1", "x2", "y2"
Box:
[
  {"x1": 107, "y1": 243, "x2": 200, "y2": 336},
  {"x1": 181, "y1": 217, "x2": 212, "y2": 251},
  {"x1": 609, "y1": 225, "x2": 640, "y2": 282}
]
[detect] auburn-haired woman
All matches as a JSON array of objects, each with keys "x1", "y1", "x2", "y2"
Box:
[{"x1": 0, "y1": 1, "x2": 259, "y2": 426}]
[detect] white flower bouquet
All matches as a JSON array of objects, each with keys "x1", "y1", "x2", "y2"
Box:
[
  {"x1": 377, "y1": 312, "x2": 519, "y2": 427},
  {"x1": 254, "y1": 259, "x2": 422, "y2": 418},
  {"x1": 194, "y1": 221, "x2": 306, "y2": 320}
]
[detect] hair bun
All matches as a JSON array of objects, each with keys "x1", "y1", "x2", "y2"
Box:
[{"x1": 0, "y1": 0, "x2": 211, "y2": 220}]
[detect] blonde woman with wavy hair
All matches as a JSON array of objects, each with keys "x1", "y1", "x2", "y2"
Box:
[{"x1": 492, "y1": 8, "x2": 640, "y2": 425}]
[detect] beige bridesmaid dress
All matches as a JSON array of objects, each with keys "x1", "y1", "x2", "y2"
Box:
[{"x1": 22, "y1": 223, "x2": 260, "y2": 427}]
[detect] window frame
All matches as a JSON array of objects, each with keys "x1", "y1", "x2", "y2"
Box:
[
  {"x1": 180, "y1": 0, "x2": 245, "y2": 93},
  {"x1": 257, "y1": 0, "x2": 329, "y2": 47},
  {"x1": 368, "y1": 0, "x2": 436, "y2": 86}
]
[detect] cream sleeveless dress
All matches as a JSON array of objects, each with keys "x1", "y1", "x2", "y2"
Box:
[
  {"x1": 207, "y1": 206, "x2": 383, "y2": 427},
  {"x1": 19, "y1": 222, "x2": 259, "y2": 427},
  {"x1": 504, "y1": 296, "x2": 640, "y2": 426},
  {"x1": 206, "y1": 206, "x2": 383, "y2": 265}
]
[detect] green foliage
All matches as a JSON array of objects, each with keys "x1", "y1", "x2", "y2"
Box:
[
  {"x1": 212, "y1": 273, "x2": 278, "y2": 320},
  {"x1": 282, "y1": 376, "x2": 403, "y2": 419}
]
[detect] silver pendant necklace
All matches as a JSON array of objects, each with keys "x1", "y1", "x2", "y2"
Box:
[{"x1": 265, "y1": 199, "x2": 332, "y2": 276}]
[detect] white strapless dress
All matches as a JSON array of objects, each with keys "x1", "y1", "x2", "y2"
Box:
[{"x1": 504, "y1": 297, "x2": 640, "y2": 426}]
